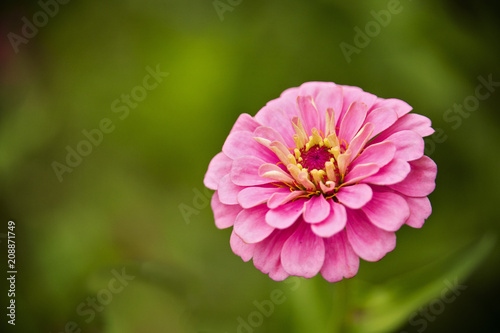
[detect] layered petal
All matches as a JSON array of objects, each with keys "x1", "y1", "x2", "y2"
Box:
[
  {"x1": 303, "y1": 195, "x2": 331, "y2": 223},
  {"x1": 229, "y1": 113, "x2": 261, "y2": 134},
  {"x1": 336, "y1": 184, "x2": 373, "y2": 209},
  {"x1": 231, "y1": 156, "x2": 275, "y2": 186},
  {"x1": 384, "y1": 130, "x2": 425, "y2": 162},
  {"x1": 374, "y1": 113, "x2": 434, "y2": 144},
  {"x1": 311, "y1": 201, "x2": 347, "y2": 238},
  {"x1": 388, "y1": 156, "x2": 437, "y2": 196},
  {"x1": 223, "y1": 130, "x2": 277, "y2": 162},
  {"x1": 362, "y1": 190, "x2": 410, "y2": 232},
  {"x1": 404, "y1": 196, "x2": 432, "y2": 228},
  {"x1": 254, "y1": 106, "x2": 296, "y2": 147},
  {"x1": 362, "y1": 159, "x2": 411, "y2": 185},
  {"x1": 266, "y1": 199, "x2": 305, "y2": 229},
  {"x1": 364, "y1": 107, "x2": 398, "y2": 139},
  {"x1": 234, "y1": 206, "x2": 274, "y2": 243},
  {"x1": 297, "y1": 95, "x2": 320, "y2": 133},
  {"x1": 343, "y1": 163, "x2": 380, "y2": 185},
  {"x1": 321, "y1": 231, "x2": 360, "y2": 282},
  {"x1": 253, "y1": 227, "x2": 296, "y2": 281},
  {"x1": 211, "y1": 192, "x2": 243, "y2": 229},
  {"x1": 338, "y1": 101, "x2": 368, "y2": 144},
  {"x1": 203, "y1": 152, "x2": 232, "y2": 190},
  {"x1": 315, "y1": 86, "x2": 344, "y2": 128},
  {"x1": 238, "y1": 186, "x2": 289, "y2": 209},
  {"x1": 346, "y1": 209, "x2": 396, "y2": 262},
  {"x1": 339, "y1": 86, "x2": 377, "y2": 123},
  {"x1": 281, "y1": 222, "x2": 326, "y2": 278},
  {"x1": 371, "y1": 98, "x2": 413, "y2": 118},
  {"x1": 230, "y1": 231, "x2": 255, "y2": 262},
  {"x1": 218, "y1": 174, "x2": 244, "y2": 205},
  {"x1": 351, "y1": 141, "x2": 396, "y2": 169}
]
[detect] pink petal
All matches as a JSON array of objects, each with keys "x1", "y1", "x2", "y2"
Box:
[
  {"x1": 336, "y1": 184, "x2": 373, "y2": 209},
  {"x1": 351, "y1": 141, "x2": 396, "y2": 169},
  {"x1": 298, "y1": 81, "x2": 328, "y2": 99},
  {"x1": 253, "y1": 126, "x2": 287, "y2": 147},
  {"x1": 281, "y1": 222, "x2": 326, "y2": 278},
  {"x1": 371, "y1": 98, "x2": 413, "y2": 118},
  {"x1": 268, "y1": 91, "x2": 299, "y2": 118},
  {"x1": 204, "y1": 152, "x2": 232, "y2": 190},
  {"x1": 343, "y1": 163, "x2": 380, "y2": 185},
  {"x1": 217, "y1": 174, "x2": 245, "y2": 205},
  {"x1": 339, "y1": 86, "x2": 377, "y2": 124},
  {"x1": 223, "y1": 131, "x2": 277, "y2": 162},
  {"x1": 385, "y1": 130, "x2": 424, "y2": 162},
  {"x1": 321, "y1": 231, "x2": 360, "y2": 282},
  {"x1": 338, "y1": 101, "x2": 368, "y2": 144},
  {"x1": 267, "y1": 190, "x2": 306, "y2": 209},
  {"x1": 297, "y1": 96, "x2": 320, "y2": 133},
  {"x1": 211, "y1": 193, "x2": 243, "y2": 229},
  {"x1": 229, "y1": 113, "x2": 261, "y2": 134},
  {"x1": 404, "y1": 196, "x2": 432, "y2": 228},
  {"x1": 266, "y1": 199, "x2": 305, "y2": 229},
  {"x1": 231, "y1": 156, "x2": 275, "y2": 186},
  {"x1": 259, "y1": 163, "x2": 295, "y2": 184},
  {"x1": 388, "y1": 156, "x2": 437, "y2": 196},
  {"x1": 238, "y1": 186, "x2": 286, "y2": 209},
  {"x1": 303, "y1": 195, "x2": 331, "y2": 223},
  {"x1": 311, "y1": 201, "x2": 347, "y2": 237},
  {"x1": 347, "y1": 122, "x2": 374, "y2": 163},
  {"x1": 345, "y1": 209, "x2": 396, "y2": 262},
  {"x1": 234, "y1": 206, "x2": 275, "y2": 244},
  {"x1": 362, "y1": 159, "x2": 411, "y2": 185},
  {"x1": 230, "y1": 231, "x2": 255, "y2": 262},
  {"x1": 362, "y1": 190, "x2": 410, "y2": 232},
  {"x1": 374, "y1": 113, "x2": 434, "y2": 144},
  {"x1": 315, "y1": 86, "x2": 344, "y2": 129},
  {"x1": 364, "y1": 107, "x2": 398, "y2": 139},
  {"x1": 254, "y1": 106, "x2": 296, "y2": 147},
  {"x1": 253, "y1": 227, "x2": 296, "y2": 281}
]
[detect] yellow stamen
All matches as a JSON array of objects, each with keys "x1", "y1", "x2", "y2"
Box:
[
  {"x1": 329, "y1": 146, "x2": 340, "y2": 160},
  {"x1": 325, "y1": 108, "x2": 336, "y2": 137},
  {"x1": 297, "y1": 171, "x2": 316, "y2": 191},
  {"x1": 293, "y1": 134, "x2": 304, "y2": 150},
  {"x1": 311, "y1": 128, "x2": 323, "y2": 146},
  {"x1": 292, "y1": 117, "x2": 308, "y2": 146},
  {"x1": 310, "y1": 169, "x2": 326, "y2": 186},
  {"x1": 327, "y1": 133, "x2": 339, "y2": 148},
  {"x1": 325, "y1": 160, "x2": 337, "y2": 182},
  {"x1": 337, "y1": 152, "x2": 351, "y2": 176},
  {"x1": 294, "y1": 148, "x2": 301, "y2": 160}
]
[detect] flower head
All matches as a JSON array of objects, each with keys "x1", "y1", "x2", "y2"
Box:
[{"x1": 204, "y1": 82, "x2": 437, "y2": 282}]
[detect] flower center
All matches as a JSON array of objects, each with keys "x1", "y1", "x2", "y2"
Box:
[
  {"x1": 258, "y1": 108, "x2": 353, "y2": 197},
  {"x1": 299, "y1": 145, "x2": 332, "y2": 171}
]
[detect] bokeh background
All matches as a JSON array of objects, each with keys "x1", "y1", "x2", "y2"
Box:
[{"x1": 1, "y1": 0, "x2": 500, "y2": 332}]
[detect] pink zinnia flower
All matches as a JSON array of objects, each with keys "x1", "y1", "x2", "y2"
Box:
[{"x1": 204, "y1": 82, "x2": 437, "y2": 282}]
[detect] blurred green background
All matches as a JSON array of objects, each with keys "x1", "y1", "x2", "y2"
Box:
[{"x1": 1, "y1": 0, "x2": 500, "y2": 332}]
